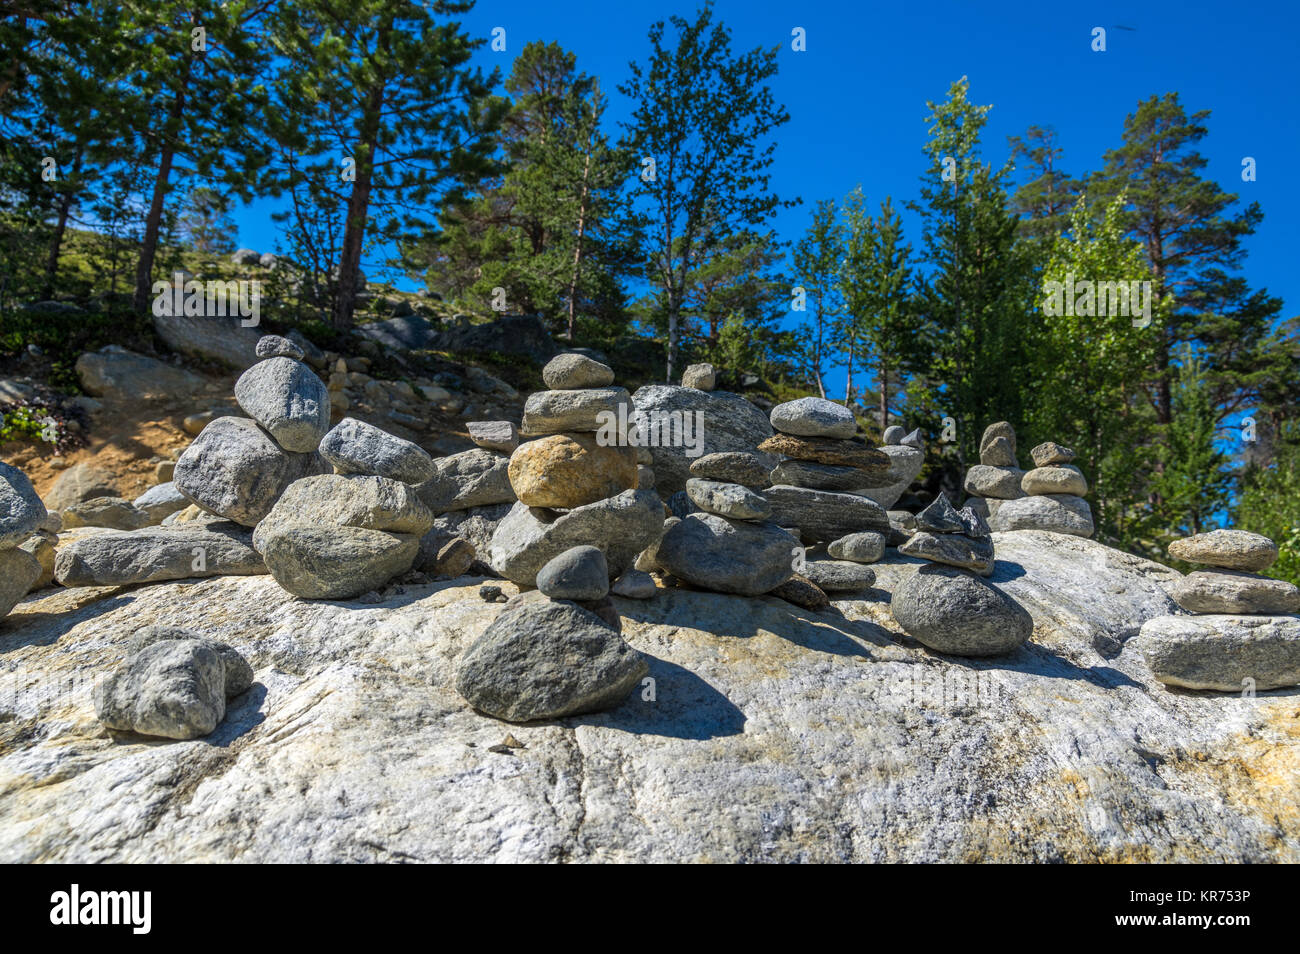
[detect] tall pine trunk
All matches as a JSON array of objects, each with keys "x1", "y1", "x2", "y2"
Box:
[
  {"x1": 42, "y1": 147, "x2": 82, "y2": 300},
  {"x1": 878, "y1": 355, "x2": 888, "y2": 430},
  {"x1": 565, "y1": 148, "x2": 593, "y2": 342},
  {"x1": 843, "y1": 331, "x2": 855, "y2": 405},
  {"x1": 332, "y1": 84, "x2": 384, "y2": 331}
]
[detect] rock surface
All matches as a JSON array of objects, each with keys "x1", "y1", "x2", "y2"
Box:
[
  {"x1": 416, "y1": 449, "x2": 515, "y2": 514},
  {"x1": 852, "y1": 444, "x2": 925, "y2": 510},
  {"x1": 764, "y1": 485, "x2": 890, "y2": 543},
  {"x1": 656, "y1": 513, "x2": 797, "y2": 596},
  {"x1": 891, "y1": 564, "x2": 1033, "y2": 656},
  {"x1": 234, "y1": 357, "x2": 331, "y2": 453},
  {"x1": 1167, "y1": 530, "x2": 1279, "y2": 572},
  {"x1": 1169, "y1": 570, "x2": 1300, "y2": 615},
  {"x1": 75, "y1": 346, "x2": 208, "y2": 400},
  {"x1": 1, "y1": 461, "x2": 48, "y2": 547},
  {"x1": 685, "y1": 478, "x2": 771, "y2": 521},
  {"x1": 988, "y1": 494, "x2": 1093, "y2": 537},
  {"x1": 769, "y1": 396, "x2": 856, "y2": 439},
  {"x1": 319, "y1": 417, "x2": 435, "y2": 484}
]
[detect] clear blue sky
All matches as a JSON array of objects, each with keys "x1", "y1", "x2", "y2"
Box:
[{"x1": 236, "y1": 0, "x2": 1300, "y2": 398}]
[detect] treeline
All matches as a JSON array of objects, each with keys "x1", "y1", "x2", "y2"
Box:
[
  {"x1": 2, "y1": 2, "x2": 1298, "y2": 571},
  {"x1": 790, "y1": 79, "x2": 1300, "y2": 569}
]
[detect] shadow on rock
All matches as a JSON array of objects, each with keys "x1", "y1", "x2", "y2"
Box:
[{"x1": 570, "y1": 654, "x2": 746, "y2": 741}]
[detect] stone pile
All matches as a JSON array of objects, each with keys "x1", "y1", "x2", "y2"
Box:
[
  {"x1": 989, "y1": 437, "x2": 1094, "y2": 537},
  {"x1": 963, "y1": 421, "x2": 1026, "y2": 516},
  {"x1": 489, "y1": 353, "x2": 662, "y2": 590},
  {"x1": 891, "y1": 493, "x2": 1033, "y2": 656},
  {"x1": 852, "y1": 424, "x2": 925, "y2": 509},
  {"x1": 0, "y1": 460, "x2": 50, "y2": 617},
  {"x1": 1137, "y1": 530, "x2": 1300, "y2": 691}
]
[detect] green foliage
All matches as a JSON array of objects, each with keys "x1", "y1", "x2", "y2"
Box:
[
  {"x1": 1237, "y1": 422, "x2": 1300, "y2": 586},
  {"x1": 0, "y1": 398, "x2": 85, "y2": 452},
  {"x1": 789, "y1": 199, "x2": 843, "y2": 397}
]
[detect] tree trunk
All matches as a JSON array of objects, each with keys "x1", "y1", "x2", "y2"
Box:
[
  {"x1": 565, "y1": 148, "x2": 593, "y2": 342},
  {"x1": 843, "y1": 331, "x2": 855, "y2": 405},
  {"x1": 132, "y1": 54, "x2": 192, "y2": 314},
  {"x1": 666, "y1": 308, "x2": 678, "y2": 384},
  {"x1": 332, "y1": 85, "x2": 384, "y2": 331},
  {"x1": 42, "y1": 147, "x2": 82, "y2": 300},
  {"x1": 879, "y1": 356, "x2": 888, "y2": 430}
]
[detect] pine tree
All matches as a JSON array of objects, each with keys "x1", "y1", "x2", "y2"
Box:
[
  {"x1": 790, "y1": 199, "x2": 843, "y2": 398},
  {"x1": 1007, "y1": 125, "x2": 1081, "y2": 242}
]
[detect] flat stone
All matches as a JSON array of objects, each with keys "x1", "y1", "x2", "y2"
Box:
[
  {"x1": 54, "y1": 523, "x2": 266, "y2": 586},
  {"x1": 769, "y1": 459, "x2": 874, "y2": 491},
  {"x1": 827, "y1": 531, "x2": 886, "y2": 563},
  {"x1": 768, "y1": 574, "x2": 829, "y2": 611},
  {"x1": 1137, "y1": 614, "x2": 1300, "y2": 691},
  {"x1": 94, "y1": 639, "x2": 227, "y2": 740},
  {"x1": 416, "y1": 448, "x2": 516, "y2": 514},
  {"x1": 685, "y1": 478, "x2": 771, "y2": 521},
  {"x1": 0, "y1": 460, "x2": 47, "y2": 547},
  {"x1": 541, "y1": 353, "x2": 615, "y2": 390},
  {"x1": 520, "y1": 387, "x2": 631, "y2": 435},
  {"x1": 75, "y1": 346, "x2": 208, "y2": 400},
  {"x1": 689, "y1": 452, "x2": 771, "y2": 488},
  {"x1": 899, "y1": 429, "x2": 923, "y2": 450},
  {"x1": 174, "y1": 416, "x2": 327, "y2": 526},
  {"x1": 234, "y1": 357, "x2": 331, "y2": 452},
  {"x1": 253, "y1": 474, "x2": 433, "y2": 551},
  {"x1": 898, "y1": 530, "x2": 996, "y2": 576},
  {"x1": 1030, "y1": 442, "x2": 1075, "y2": 467},
  {"x1": 455, "y1": 591, "x2": 647, "y2": 722},
  {"x1": 988, "y1": 494, "x2": 1094, "y2": 538},
  {"x1": 758, "y1": 433, "x2": 889, "y2": 472},
  {"x1": 467, "y1": 420, "x2": 519, "y2": 453},
  {"x1": 892, "y1": 564, "x2": 1033, "y2": 656},
  {"x1": 802, "y1": 559, "x2": 876, "y2": 592},
  {"x1": 1169, "y1": 570, "x2": 1300, "y2": 615},
  {"x1": 681, "y1": 363, "x2": 716, "y2": 390},
  {"x1": 536, "y1": 546, "x2": 610, "y2": 601},
  {"x1": 963, "y1": 464, "x2": 1027, "y2": 500},
  {"x1": 508, "y1": 433, "x2": 637, "y2": 509},
  {"x1": 611, "y1": 569, "x2": 657, "y2": 599},
  {"x1": 1167, "y1": 530, "x2": 1279, "y2": 572},
  {"x1": 1022, "y1": 465, "x2": 1088, "y2": 497},
  {"x1": 257, "y1": 526, "x2": 419, "y2": 599},
  {"x1": 255, "y1": 334, "x2": 304, "y2": 360},
  {"x1": 764, "y1": 485, "x2": 889, "y2": 543},
  {"x1": 915, "y1": 493, "x2": 965, "y2": 534},
  {"x1": 769, "y1": 397, "x2": 856, "y2": 439},
  {"x1": 133, "y1": 482, "x2": 190, "y2": 524},
  {"x1": 489, "y1": 488, "x2": 663, "y2": 587},
  {"x1": 656, "y1": 512, "x2": 798, "y2": 596},
  {"x1": 318, "y1": 417, "x2": 436, "y2": 484},
  {"x1": 60, "y1": 497, "x2": 150, "y2": 530}
]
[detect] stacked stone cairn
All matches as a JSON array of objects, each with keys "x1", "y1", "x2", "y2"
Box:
[
  {"x1": 891, "y1": 492, "x2": 1033, "y2": 656},
  {"x1": 463, "y1": 352, "x2": 663, "y2": 721},
  {"x1": 1137, "y1": 530, "x2": 1300, "y2": 692},
  {"x1": 962, "y1": 421, "x2": 1026, "y2": 519},
  {"x1": 0, "y1": 460, "x2": 51, "y2": 618},
  {"x1": 966, "y1": 422, "x2": 1095, "y2": 537}
]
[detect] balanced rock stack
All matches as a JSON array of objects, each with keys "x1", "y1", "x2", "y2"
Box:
[
  {"x1": 1137, "y1": 530, "x2": 1300, "y2": 691},
  {"x1": 489, "y1": 353, "x2": 662, "y2": 591},
  {"x1": 963, "y1": 421, "x2": 1026, "y2": 517},
  {"x1": 990, "y1": 438, "x2": 1094, "y2": 537},
  {"x1": 0, "y1": 460, "x2": 50, "y2": 617},
  {"x1": 892, "y1": 493, "x2": 1033, "y2": 656},
  {"x1": 455, "y1": 545, "x2": 649, "y2": 723},
  {"x1": 854, "y1": 424, "x2": 926, "y2": 509}
]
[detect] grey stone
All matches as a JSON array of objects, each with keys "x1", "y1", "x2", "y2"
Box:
[
  {"x1": 979, "y1": 422, "x2": 1017, "y2": 462},
  {"x1": 455, "y1": 591, "x2": 647, "y2": 722},
  {"x1": 127, "y1": 625, "x2": 254, "y2": 698},
  {"x1": 430, "y1": 502, "x2": 514, "y2": 558},
  {"x1": 802, "y1": 559, "x2": 876, "y2": 592},
  {"x1": 689, "y1": 452, "x2": 770, "y2": 488},
  {"x1": 611, "y1": 569, "x2": 657, "y2": 599},
  {"x1": 764, "y1": 485, "x2": 890, "y2": 543},
  {"x1": 0, "y1": 547, "x2": 41, "y2": 616},
  {"x1": 685, "y1": 478, "x2": 771, "y2": 521},
  {"x1": 174, "y1": 416, "x2": 328, "y2": 526},
  {"x1": 152, "y1": 313, "x2": 263, "y2": 370},
  {"x1": 899, "y1": 530, "x2": 996, "y2": 576},
  {"x1": 536, "y1": 546, "x2": 610, "y2": 601},
  {"x1": 656, "y1": 513, "x2": 798, "y2": 596},
  {"x1": 667, "y1": 490, "x2": 699, "y2": 519},
  {"x1": 1022, "y1": 465, "x2": 1088, "y2": 497},
  {"x1": 1167, "y1": 530, "x2": 1279, "y2": 572},
  {"x1": 988, "y1": 494, "x2": 1094, "y2": 538},
  {"x1": 1169, "y1": 570, "x2": 1300, "y2": 616},
  {"x1": 980, "y1": 435, "x2": 1017, "y2": 467},
  {"x1": 769, "y1": 459, "x2": 872, "y2": 491},
  {"x1": 681, "y1": 363, "x2": 716, "y2": 390},
  {"x1": 467, "y1": 421, "x2": 519, "y2": 454},
  {"x1": 231, "y1": 248, "x2": 260, "y2": 265},
  {"x1": 1137, "y1": 614, "x2": 1300, "y2": 691},
  {"x1": 963, "y1": 497, "x2": 990, "y2": 522},
  {"x1": 1030, "y1": 442, "x2": 1074, "y2": 467},
  {"x1": 899, "y1": 428, "x2": 923, "y2": 450},
  {"x1": 75, "y1": 346, "x2": 209, "y2": 399},
  {"x1": 95, "y1": 639, "x2": 227, "y2": 740},
  {"x1": 634, "y1": 517, "x2": 679, "y2": 572},
  {"x1": 255, "y1": 334, "x2": 304, "y2": 360},
  {"x1": 963, "y1": 464, "x2": 1027, "y2": 500},
  {"x1": 132, "y1": 482, "x2": 190, "y2": 524},
  {"x1": 0, "y1": 460, "x2": 47, "y2": 547},
  {"x1": 319, "y1": 417, "x2": 435, "y2": 484},
  {"x1": 416, "y1": 531, "x2": 476, "y2": 579},
  {"x1": 881, "y1": 425, "x2": 905, "y2": 445},
  {"x1": 630, "y1": 385, "x2": 775, "y2": 495},
  {"x1": 520, "y1": 387, "x2": 632, "y2": 435},
  {"x1": 234, "y1": 357, "x2": 331, "y2": 452},
  {"x1": 541, "y1": 353, "x2": 615, "y2": 390},
  {"x1": 915, "y1": 493, "x2": 964, "y2": 534},
  {"x1": 769, "y1": 574, "x2": 830, "y2": 611},
  {"x1": 892, "y1": 564, "x2": 1033, "y2": 656},
  {"x1": 60, "y1": 497, "x2": 150, "y2": 531},
  {"x1": 43, "y1": 461, "x2": 119, "y2": 511},
  {"x1": 416, "y1": 448, "x2": 515, "y2": 513},
  {"x1": 769, "y1": 396, "x2": 856, "y2": 439},
  {"x1": 17, "y1": 531, "x2": 56, "y2": 590},
  {"x1": 489, "y1": 489, "x2": 664, "y2": 587},
  {"x1": 54, "y1": 523, "x2": 266, "y2": 586},
  {"x1": 258, "y1": 526, "x2": 420, "y2": 599},
  {"x1": 828, "y1": 531, "x2": 886, "y2": 563},
  {"x1": 958, "y1": 506, "x2": 992, "y2": 541},
  {"x1": 253, "y1": 474, "x2": 433, "y2": 551},
  {"x1": 852, "y1": 445, "x2": 925, "y2": 510}
]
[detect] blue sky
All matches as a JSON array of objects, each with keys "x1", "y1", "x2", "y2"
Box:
[{"x1": 236, "y1": 0, "x2": 1299, "y2": 398}]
